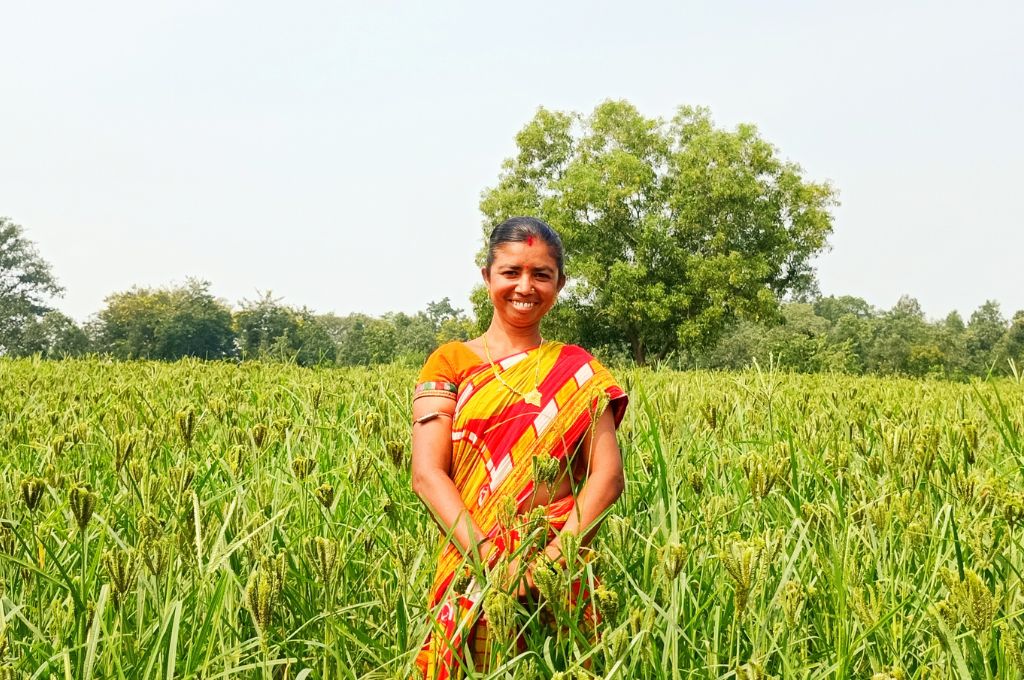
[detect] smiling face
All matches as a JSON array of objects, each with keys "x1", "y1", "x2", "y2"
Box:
[{"x1": 482, "y1": 239, "x2": 565, "y2": 331}]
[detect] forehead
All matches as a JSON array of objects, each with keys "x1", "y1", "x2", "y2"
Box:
[{"x1": 490, "y1": 241, "x2": 559, "y2": 270}]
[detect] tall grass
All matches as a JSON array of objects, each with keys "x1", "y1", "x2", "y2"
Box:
[{"x1": 0, "y1": 357, "x2": 1021, "y2": 678}]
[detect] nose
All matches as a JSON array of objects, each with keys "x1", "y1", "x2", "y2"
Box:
[{"x1": 515, "y1": 275, "x2": 532, "y2": 295}]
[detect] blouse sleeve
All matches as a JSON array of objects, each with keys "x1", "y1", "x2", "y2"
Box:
[
  {"x1": 413, "y1": 344, "x2": 460, "y2": 401},
  {"x1": 603, "y1": 379, "x2": 629, "y2": 428},
  {"x1": 587, "y1": 354, "x2": 629, "y2": 428}
]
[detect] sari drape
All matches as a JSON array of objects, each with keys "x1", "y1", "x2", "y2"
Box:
[{"x1": 414, "y1": 341, "x2": 627, "y2": 679}]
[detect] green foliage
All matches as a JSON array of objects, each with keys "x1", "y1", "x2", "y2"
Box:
[
  {"x1": 325, "y1": 313, "x2": 398, "y2": 366},
  {"x1": 867, "y1": 296, "x2": 934, "y2": 376},
  {"x1": 323, "y1": 298, "x2": 475, "y2": 367},
  {"x1": 15, "y1": 311, "x2": 90, "y2": 358},
  {"x1": 5, "y1": 208, "x2": 1018, "y2": 377},
  {"x1": 996, "y1": 311, "x2": 1024, "y2": 372},
  {"x1": 700, "y1": 304, "x2": 857, "y2": 373},
  {"x1": 479, "y1": 100, "x2": 837, "y2": 363},
  {"x1": 0, "y1": 217, "x2": 64, "y2": 354},
  {"x1": 292, "y1": 311, "x2": 337, "y2": 366},
  {"x1": 88, "y1": 290, "x2": 477, "y2": 369},
  {"x1": 0, "y1": 359, "x2": 1022, "y2": 676},
  {"x1": 469, "y1": 285, "x2": 492, "y2": 335},
  {"x1": 698, "y1": 296, "x2": 1024, "y2": 379},
  {"x1": 234, "y1": 292, "x2": 301, "y2": 361},
  {"x1": 233, "y1": 293, "x2": 336, "y2": 366},
  {"x1": 93, "y1": 279, "x2": 235, "y2": 360},
  {"x1": 813, "y1": 295, "x2": 874, "y2": 324},
  {"x1": 386, "y1": 312, "x2": 435, "y2": 363},
  {"x1": 966, "y1": 300, "x2": 1008, "y2": 376},
  {"x1": 428, "y1": 297, "x2": 476, "y2": 345}
]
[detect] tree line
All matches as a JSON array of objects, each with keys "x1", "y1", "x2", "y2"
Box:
[
  {"x1": 0, "y1": 276, "x2": 474, "y2": 367},
  {"x1": 3, "y1": 100, "x2": 1021, "y2": 378},
  {"x1": 674, "y1": 295, "x2": 1023, "y2": 378},
  {"x1": 1, "y1": 216, "x2": 477, "y2": 366},
  {"x1": 3, "y1": 221, "x2": 1021, "y2": 378}
]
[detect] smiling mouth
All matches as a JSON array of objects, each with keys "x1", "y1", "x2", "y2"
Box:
[{"x1": 510, "y1": 300, "x2": 537, "y2": 310}]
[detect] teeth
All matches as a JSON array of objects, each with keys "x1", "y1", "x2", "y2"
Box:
[{"x1": 512, "y1": 301, "x2": 536, "y2": 310}]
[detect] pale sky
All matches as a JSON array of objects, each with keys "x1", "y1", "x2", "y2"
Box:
[{"x1": 2, "y1": 1, "x2": 1021, "y2": 324}]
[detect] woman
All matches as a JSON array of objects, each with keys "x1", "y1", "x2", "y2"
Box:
[{"x1": 411, "y1": 217, "x2": 628, "y2": 678}]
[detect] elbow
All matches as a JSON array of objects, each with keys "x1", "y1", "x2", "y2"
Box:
[
  {"x1": 411, "y1": 470, "x2": 427, "y2": 499},
  {"x1": 411, "y1": 468, "x2": 435, "y2": 501},
  {"x1": 607, "y1": 468, "x2": 625, "y2": 503}
]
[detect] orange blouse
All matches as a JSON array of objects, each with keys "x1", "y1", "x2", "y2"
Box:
[{"x1": 413, "y1": 342, "x2": 485, "y2": 401}]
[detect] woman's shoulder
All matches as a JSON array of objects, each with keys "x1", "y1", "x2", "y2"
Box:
[
  {"x1": 555, "y1": 343, "x2": 619, "y2": 376},
  {"x1": 429, "y1": 341, "x2": 482, "y2": 365},
  {"x1": 556, "y1": 343, "x2": 628, "y2": 423},
  {"x1": 417, "y1": 341, "x2": 483, "y2": 384},
  {"x1": 556, "y1": 343, "x2": 598, "y2": 363}
]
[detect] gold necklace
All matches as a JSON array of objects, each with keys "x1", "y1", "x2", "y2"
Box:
[{"x1": 482, "y1": 335, "x2": 544, "y2": 406}]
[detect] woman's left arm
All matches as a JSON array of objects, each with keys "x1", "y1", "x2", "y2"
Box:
[{"x1": 543, "y1": 405, "x2": 624, "y2": 562}]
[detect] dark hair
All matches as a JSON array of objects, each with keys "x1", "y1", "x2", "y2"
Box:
[{"x1": 486, "y1": 217, "x2": 565, "y2": 278}]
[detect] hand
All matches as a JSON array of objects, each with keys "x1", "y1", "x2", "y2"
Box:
[
  {"x1": 476, "y1": 538, "x2": 497, "y2": 566},
  {"x1": 508, "y1": 555, "x2": 537, "y2": 598},
  {"x1": 542, "y1": 541, "x2": 565, "y2": 567}
]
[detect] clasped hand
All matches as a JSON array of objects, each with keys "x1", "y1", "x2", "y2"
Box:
[{"x1": 477, "y1": 538, "x2": 562, "y2": 599}]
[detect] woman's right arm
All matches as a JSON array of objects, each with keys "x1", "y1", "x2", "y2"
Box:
[{"x1": 411, "y1": 395, "x2": 490, "y2": 560}]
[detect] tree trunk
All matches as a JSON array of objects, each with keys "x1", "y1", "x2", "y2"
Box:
[{"x1": 630, "y1": 334, "x2": 646, "y2": 365}]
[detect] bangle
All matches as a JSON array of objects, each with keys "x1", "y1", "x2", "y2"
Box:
[{"x1": 414, "y1": 411, "x2": 452, "y2": 425}]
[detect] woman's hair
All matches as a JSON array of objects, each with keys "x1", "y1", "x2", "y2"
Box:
[{"x1": 485, "y1": 217, "x2": 565, "y2": 278}]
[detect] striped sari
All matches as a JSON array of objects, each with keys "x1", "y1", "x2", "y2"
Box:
[{"x1": 414, "y1": 341, "x2": 627, "y2": 679}]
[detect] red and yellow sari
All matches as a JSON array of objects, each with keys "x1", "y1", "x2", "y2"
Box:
[{"x1": 412, "y1": 341, "x2": 627, "y2": 679}]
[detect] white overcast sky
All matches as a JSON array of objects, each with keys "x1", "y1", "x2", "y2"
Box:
[{"x1": 1, "y1": 1, "x2": 1021, "y2": 323}]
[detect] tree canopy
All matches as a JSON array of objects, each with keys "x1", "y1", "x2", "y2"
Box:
[
  {"x1": 0, "y1": 217, "x2": 64, "y2": 354},
  {"x1": 695, "y1": 295, "x2": 1024, "y2": 379},
  {"x1": 234, "y1": 293, "x2": 338, "y2": 366},
  {"x1": 92, "y1": 279, "x2": 235, "y2": 360},
  {"x1": 17, "y1": 311, "x2": 90, "y2": 358},
  {"x1": 478, "y1": 100, "x2": 837, "y2": 363}
]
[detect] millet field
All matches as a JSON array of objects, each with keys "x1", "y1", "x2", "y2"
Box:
[{"x1": 1, "y1": 358, "x2": 1023, "y2": 679}]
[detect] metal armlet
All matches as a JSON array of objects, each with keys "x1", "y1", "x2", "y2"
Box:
[{"x1": 413, "y1": 411, "x2": 453, "y2": 425}]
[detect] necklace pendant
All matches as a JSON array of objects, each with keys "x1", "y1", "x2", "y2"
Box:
[{"x1": 524, "y1": 389, "x2": 542, "y2": 407}]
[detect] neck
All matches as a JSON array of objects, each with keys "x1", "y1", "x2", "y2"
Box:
[{"x1": 484, "y1": 319, "x2": 542, "y2": 354}]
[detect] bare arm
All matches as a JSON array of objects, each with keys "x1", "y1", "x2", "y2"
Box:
[
  {"x1": 544, "y1": 405, "x2": 624, "y2": 563},
  {"x1": 410, "y1": 395, "x2": 489, "y2": 559}
]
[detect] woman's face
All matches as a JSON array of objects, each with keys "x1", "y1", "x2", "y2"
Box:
[{"x1": 482, "y1": 239, "x2": 565, "y2": 330}]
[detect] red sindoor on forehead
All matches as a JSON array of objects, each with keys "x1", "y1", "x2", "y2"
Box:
[{"x1": 526, "y1": 235, "x2": 535, "y2": 246}]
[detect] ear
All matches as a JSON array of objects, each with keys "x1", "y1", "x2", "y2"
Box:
[
  {"x1": 556, "y1": 274, "x2": 567, "y2": 293},
  {"x1": 481, "y1": 266, "x2": 491, "y2": 284}
]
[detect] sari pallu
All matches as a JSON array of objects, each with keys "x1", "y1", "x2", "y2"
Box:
[{"x1": 414, "y1": 342, "x2": 627, "y2": 679}]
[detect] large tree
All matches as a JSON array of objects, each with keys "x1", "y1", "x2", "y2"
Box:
[
  {"x1": 424, "y1": 297, "x2": 476, "y2": 344},
  {"x1": 813, "y1": 295, "x2": 874, "y2": 324},
  {"x1": 965, "y1": 300, "x2": 1008, "y2": 375},
  {"x1": 323, "y1": 313, "x2": 399, "y2": 366},
  {"x1": 17, "y1": 311, "x2": 90, "y2": 358},
  {"x1": 478, "y1": 101, "x2": 837, "y2": 363},
  {"x1": 996, "y1": 310, "x2": 1024, "y2": 373},
  {"x1": 234, "y1": 292, "x2": 301, "y2": 360},
  {"x1": 234, "y1": 293, "x2": 336, "y2": 366},
  {"x1": 866, "y1": 295, "x2": 928, "y2": 375},
  {"x1": 93, "y1": 279, "x2": 235, "y2": 360},
  {"x1": 0, "y1": 217, "x2": 64, "y2": 354}
]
